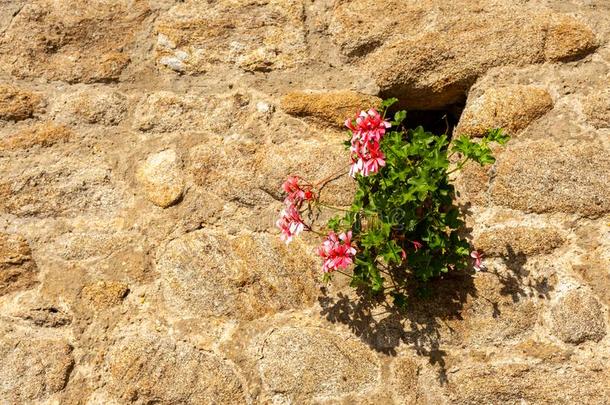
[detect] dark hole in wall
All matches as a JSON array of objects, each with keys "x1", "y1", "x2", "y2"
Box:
[{"x1": 386, "y1": 102, "x2": 465, "y2": 138}]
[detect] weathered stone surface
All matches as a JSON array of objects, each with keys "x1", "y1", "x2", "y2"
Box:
[
  {"x1": 572, "y1": 255, "x2": 610, "y2": 306},
  {"x1": 447, "y1": 272, "x2": 542, "y2": 345},
  {"x1": 51, "y1": 230, "x2": 138, "y2": 262},
  {"x1": 259, "y1": 327, "x2": 380, "y2": 402},
  {"x1": 0, "y1": 232, "x2": 38, "y2": 295},
  {"x1": 155, "y1": 0, "x2": 307, "y2": 74},
  {"x1": 0, "y1": 1, "x2": 25, "y2": 34},
  {"x1": 38, "y1": 264, "x2": 89, "y2": 308},
  {"x1": 390, "y1": 356, "x2": 420, "y2": 404},
  {"x1": 189, "y1": 137, "x2": 258, "y2": 202},
  {"x1": 474, "y1": 226, "x2": 565, "y2": 257},
  {"x1": 0, "y1": 334, "x2": 74, "y2": 402},
  {"x1": 447, "y1": 361, "x2": 610, "y2": 404},
  {"x1": 14, "y1": 306, "x2": 72, "y2": 328},
  {"x1": 544, "y1": 14, "x2": 599, "y2": 61},
  {"x1": 0, "y1": 0, "x2": 150, "y2": 83},
  {"x1": 0, "y1": 84, "x2": 42, "y2": 122},
  {"x1": 158, "y1": 229, "x2": 319, "y2": 320},
  {"x1": 550, "y1": 289, "x2": 606, "y2": 344},
  {"x1": 52, "y1": 87, "x2": 128, "y2": 125},
  {"x1": 0, "y1": 153, "x2": 121, "y2": 217},
  {"x1": 187, "y1": 138, "x2": 283, "y2": 230},
  {"x1": 390, "y1": 355, "x2": 448, "y2": 405},
  {"x1": 453, "y1": 160, "x2": 492, "y2": 205},
  {"x1": 490, "y1": 139, "x2": 610, "y2": 217},
  {"x1": 281, "y1": 90, "x2": 382, "y2": 127},
  {"x1": 583, "y1": 90, "x2": 610, "y2": 128},
  {"x1": 256, "y1": 138, "x2": 355, "y2": 207},
  {"x1": 0, "y1": 0, "x2": 608, "y2": 401},
  {"x1": 133, "y1": 91, "x2": 249, "y2": 133},
  {"x1": 42, "y1": 229, "x2": 152, "y2": 287},
  {"x1": 186, "y1": 136, "x2": 285, "y2": 232},
  {"x1": 0, "y1": 123, "x2": 73, "y2": 151},
  {"x1": 81, "y1": 280, "x2": 129, "y2": 308},
  {"x1": 456, "y1": 85, "x2": 553, "y2": 137},
  {"x1": 104, "y1": 335, "x2": 247, "y2": 404},
  {"x1": 332, "y1": 1, "x2": 596, "y2": 108},
  {"x1": 321, "y1": 269, "x2": 546, "y2": 351},
  {"x1": 515, "y1": 339, "x2": 572, "y2": 364},
  {"x1": 136, "y1": 149, "x2": 184, "y2": 208}
]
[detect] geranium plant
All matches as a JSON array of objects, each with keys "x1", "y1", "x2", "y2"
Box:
[{"x1": 277, "y1": 98, "x2": 509, "y2": 307}]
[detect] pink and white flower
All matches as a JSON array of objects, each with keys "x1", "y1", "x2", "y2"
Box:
[
  {"x1": 317, "y1": 230, "x2": 357, "y2": 273},
  {"x1": 281, "y1": 175, "x2": 316, "y2": 205},
  {"x1": 282, "y1": 176, "x2": 304, "y2": 200},
  {"x1": 277, "y1": 176, "x2": 317, "y2": 244},
  {"x1": 276, "y1": 205, "x2": 305, "y2": 244},
  {"x1": 346, "y1": 108, "x2": 391, "y2": 177},
  {"x1": 361, "y1": 142, "x2": 386, "y2": 176},
  {"x1": 471, "y1": 250, "x2": 484, "y2": 271},
  {"x1": 345, "y1": 108, "x2": 391, "y2": 143}
]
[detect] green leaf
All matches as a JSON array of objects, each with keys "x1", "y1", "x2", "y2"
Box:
[
  {"x1": 443, "y1": 208, "x2": 462, "y2": 229},
  {"x1": 327, "y1": 216, "x2": 342, "y2": 232},
  {"x1": 361, "y1": 230, "x2": 384, "y2": 249},
  {"x1": 391, "y1": 110, "x2": 407, "y2": 126},
  {"x1": 382, "y1": 240, "x2": 403, "y2": 264},
  {"x1": 391, "y1": 291, "x2": 407, "y2": 309},
  {"x1": 486, "y1": 128, "x2": 510, "y2": 144},
  {"x1": 381, "y1": 98, "x2": 398, "y2": 109},
  {"x1": 370, "y1": 268, "x2": 385, "y2": 293}
]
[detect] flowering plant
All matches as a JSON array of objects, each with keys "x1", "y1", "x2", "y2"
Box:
[{"x1": 277, "y1": 98, "x2": 509, "y2": 307}]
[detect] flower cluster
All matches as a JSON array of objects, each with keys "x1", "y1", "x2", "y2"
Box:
[
  {"x1": 316, "y1": 231, "x2": 357, "y2": 273},
  {"x1": 346, "y1": 108, "x2": 391, "y2": 177},
  {"x1": 470, "y1": 250, "x2": 484, "y2": 271},
  {"x1": 281, "y1": 175, "x2": 315, "y2": 204},
  {"x1": 273, "y1": 98, "x2": 508, "y2": 306},
  {"x1": 276, "y1": 205, "x2": 305, "y2": 244},
  {"x1": 276, "y1": 176, "x2": 315, "y2": 244}
]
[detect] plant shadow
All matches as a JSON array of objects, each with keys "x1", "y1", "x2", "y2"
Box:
[
  {"x1": 318, "y1": 270, "x2": 476, "y2": 384},
  {"x1": 491, "y1": 245, "x2": 554, "y2": 301},
  {"x1": 318, "y1": 243, "x2": 554, "y2": 385}
]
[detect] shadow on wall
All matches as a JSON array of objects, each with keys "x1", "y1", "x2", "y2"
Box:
[
  {"x1": 318, "y1": 271, "x2": 475, "y2": 385},
  {"x1": 499, "y1": 245, "x2": 554, "y2": 301},
  {"x1": 318, "y1": 241, "x2": 553, "y2": 385}
]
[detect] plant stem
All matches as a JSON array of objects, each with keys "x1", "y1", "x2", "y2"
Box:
[
  {"x1": 316, "y1": 202, "x2": 351, "y2": 212},
  {"x1": 447, "y1": 157, "x2": 470, "y2": 175},
  {"x1": 304, "y1": 225, "x2": 326, "y2": 237},
  {"x1": 335, "y1": 269, "x2": 353, "y2": 279},
  {"x1": 377, "y1": 266, "x2": 391, "y2": 276},
  {"x1": 315, "y1": 165, "x2": 350, "y2": 189},
  {"x1": 376, "y1": 261, "x2": 395, "y2": 276}
]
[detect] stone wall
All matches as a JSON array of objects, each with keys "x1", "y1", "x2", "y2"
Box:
[{"x1": 0, "y1": 0, "x2": 609, "y2": 403}]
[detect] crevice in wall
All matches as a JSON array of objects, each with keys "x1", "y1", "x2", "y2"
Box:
[{"x1": 387, "y1": 101, "x2": 466, "y2": 138}]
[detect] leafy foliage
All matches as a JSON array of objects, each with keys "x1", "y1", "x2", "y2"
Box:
[
  {"x1": 278, "y1": 98, "x2": 509, "y2": 308},
  {"x1": 325, "y1": 99, "x2": 509, "y2": 307}
]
